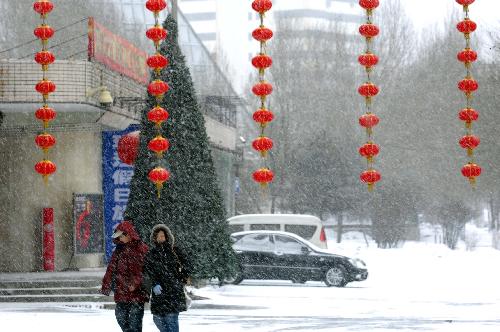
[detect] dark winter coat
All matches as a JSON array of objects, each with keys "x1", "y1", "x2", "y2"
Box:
[
  {"x1": 144, "y1": 224, "x2": 191, "y2": 315},
  {"x1": 101, "y1": 221, "x2": 150, "y2": 303}
]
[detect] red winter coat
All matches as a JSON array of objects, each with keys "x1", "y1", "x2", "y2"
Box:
[{"x1": 101, "y1": 221, "x2": 149, "y2": 303}]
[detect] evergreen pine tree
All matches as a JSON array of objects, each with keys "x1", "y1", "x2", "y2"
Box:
[{"x1": 124, "y1": 14, "x2": 237, "y2": 281}]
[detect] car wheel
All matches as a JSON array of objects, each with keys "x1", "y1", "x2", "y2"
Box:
[
  {"x1": 324, "y1": 266, "x2": 347, "y2": 287},
  {"x1": 223, "y1": 269, "x2": 244, "y2": 285}
]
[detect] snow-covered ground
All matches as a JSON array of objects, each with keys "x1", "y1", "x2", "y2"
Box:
[{"x1": 1, "y1": 228, "x2": 500, "y2": 331}]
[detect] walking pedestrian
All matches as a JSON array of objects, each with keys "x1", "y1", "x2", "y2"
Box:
[
  {"x1": 101, "y1": 221, "x2": 149, "y2": 332},
  {"x1": 144, "y1": 224, "x2": 191, "y2": 332}
]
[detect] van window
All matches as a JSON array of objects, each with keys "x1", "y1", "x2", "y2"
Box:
[
  {"x1": 228, "y1": 225, "x2": 244, "y2": 234},
  {"x1": 285, "y1": 225, "x2": 317, "y2": 240},
  {"x1": 250, "y1": 224, "x2": 280, "y2": 231}
]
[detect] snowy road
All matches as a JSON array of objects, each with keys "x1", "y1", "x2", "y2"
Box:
[{"x1": 2, "y1": 242, "x2": 500, "y2": 331}]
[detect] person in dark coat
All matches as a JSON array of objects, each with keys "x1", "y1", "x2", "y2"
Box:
[
  {"x1": 101, "y1": 221, "x2": 149, "y2": 332},
  {"x1": 144, "y1": 224, "x2": 191, "y2": 332}
]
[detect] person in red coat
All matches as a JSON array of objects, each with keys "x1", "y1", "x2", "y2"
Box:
[{"x1": 101, "y1": 221, "x2": 149, "y2": 332}]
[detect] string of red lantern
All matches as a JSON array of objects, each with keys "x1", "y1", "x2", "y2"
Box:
[
  {"x1": 145, "y1": 0, "x2": 170, "y2": 197},
  {"x1": 33, "y1": 0, "x2": 57, "y2": 183},
  {"x1": 456, "y1": 0, "x2": 481, "y2": 186},
  {"x1": 251, "y1": 0, "x2": 274, "y2": 188},
  {"x1": 358, "y1": 0, "x2": 381, "y2": 191}
]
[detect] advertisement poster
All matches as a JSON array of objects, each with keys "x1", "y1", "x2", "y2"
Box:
[
  {"x1": 73, "y1": 194, "x2": 104, "y2": 255},
  {"x1": 102, "y1": 125, "x2": 139, "y2": 262}
]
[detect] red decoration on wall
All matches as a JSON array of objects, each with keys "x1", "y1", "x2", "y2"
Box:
[
  {"x1": 35, "y1": 106, "x2": 56, "y2": 128},
  {"x1": 117, "y1": 131, "x2": 140, "y2": 165}
]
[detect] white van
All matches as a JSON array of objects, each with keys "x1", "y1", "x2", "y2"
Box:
[{"x1": 227, "y1": 214, "x2": 327, "y2": 248}]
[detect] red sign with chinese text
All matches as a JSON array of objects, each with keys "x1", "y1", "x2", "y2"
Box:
[{"x1": 88, "y1": 18, "x2": 149, "y2": 84}]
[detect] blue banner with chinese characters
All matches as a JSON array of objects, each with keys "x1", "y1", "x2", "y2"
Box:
[{"x1": 102, "y1": 124, "x2": 139, "y2": 262}]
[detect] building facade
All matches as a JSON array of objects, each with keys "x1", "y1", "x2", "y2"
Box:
[{"x1": 0, "y1": 2, "x2": 241, "y2": 272}]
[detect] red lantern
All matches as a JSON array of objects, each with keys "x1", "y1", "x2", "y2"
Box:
[
  {"x1": 359, "y1": 142, "x2": 380, "y2": 161},
  {"x1": 461, "y1": 163, "x2": 481, "y2": 183},
  {"x1": 117, "y1": 131, "x2": 140, "y2": 165},
  {"x1": 457, "y1": 19, "x2": 477, "y2": 34},
  {"x1": 147, "y1": 106, "x2": 169, "y2": 126},
  {"x1": 458, "y1": 77, "x2": 478, "y2": 93},
  {"x1": 456, "y1": 0, "x2": 475, "y2": 5},
  {"x1": 252, "y1": 136, "x2": 273, "y2": 157},
  {"x1": 35, "y1": 159, "x2": 56, "y2": 179},
  {"x1": 35, "y1": 133, "x2": 56, "y2": 152},
  {"x1": 147, "y1": 53, "x2": 169, "y2": 72},
  {"x1": 252, "y1": 54, "x2": 273, "y2": 70},
  {"x1": 252, "y1": 0, "x2": 272, "y2": 14},
  {"x1": 35, "y1": 50, "x2": 55, "y2": 70},
  {"x1": 35, "y1": 79, "x2": 56, "y2": 97},
  {"x1": 146, "y1": 25, "x2": 167, "y2": 43},
  {"x1": 148, "y1": 79, "x2": 169, "y2": 97},
  {"x1": 34, "y1": 25, "x2": 54, "y2": 40},
  {"x1": 359, "y1": 113, "x2": 380, "y2": 129},
  {"x1": 457, "y1": 48, "x2": 477, "y2": 64},
  {"x1": 35, "y1": 106, "x2": 56, "y2": 127},
  {"x1": 459, "y1": 135, "x2": 480, "y2": 156},
  {"x1": 252, "y1": 168, "x2": 274, "y2": 186},
  {"x1": 458, "y1": 107, "x2": 479, "y2": 128},
  {"x1": 359, "y1": 0, "x2": 379, "y2": 10},
  {"x1": 359, "y1": 24, "x2": 379, "y2": 38},
  {"x1": 358, "y1": 82, "x2": 379, "y2": 97},
  {"x1": 148, "y1": 136, "x2": 170, "y2": 156},
  {"x1": 253, "y1": 108, "x2": 274, "y2": 126},
  {"x1": 252, "y1": 27, "x2": 274, "y2": 42},
  {"x1": 360, "y1": 169, "x2": 381, "y2": 190},
  {"x1": 33, "y1": 0, "x2": 54, "y2": 16},
  {"x1": 148, "y1": 167, "x2": 170, "y2": 197},
  {"x1": 358, "y1": 53, "x2": 378, "y2": 68},
  {"x1": 252, "y1": 82, "x2": 273, "y2": 96},
  {"x1": 146, "y1": 0, "x2": 167, "y2": 13}
]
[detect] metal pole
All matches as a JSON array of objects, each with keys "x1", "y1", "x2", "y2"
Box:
[{"x1": 172, "y1": 0, "x2": 178, "y2": 21}]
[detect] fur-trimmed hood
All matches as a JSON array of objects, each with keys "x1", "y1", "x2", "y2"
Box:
[{"x1": 150, "y1": 223, "x2": 175, "y2": 246}]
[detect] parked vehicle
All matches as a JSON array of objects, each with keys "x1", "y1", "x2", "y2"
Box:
[
  {"x1": 229, "y1": 230, "x2": 368, "y2": 287},
  {"x1": 227, "y1": 214, "x2": 328, "y2": 248}
]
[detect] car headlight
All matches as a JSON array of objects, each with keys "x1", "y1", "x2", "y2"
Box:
[{"x1": 348, "y1": 258, "x2": 366, "y2": 269}]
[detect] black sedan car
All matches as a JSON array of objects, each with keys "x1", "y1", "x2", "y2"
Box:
[{"x1": 229, "y1": 230, "x2": 368, "y2": 287}]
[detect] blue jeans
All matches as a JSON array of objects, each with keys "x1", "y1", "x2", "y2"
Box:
[
  {"x1": 153, "y1": 313, "x2": 179, "y2": 332},
  {"x1": 115, "y1": 302, "x2": 145, "y2": 332}
]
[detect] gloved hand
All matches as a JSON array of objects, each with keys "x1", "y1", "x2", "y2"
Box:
[{"x1": 153, "y1": 284, "x2": 162, "y2": 295}]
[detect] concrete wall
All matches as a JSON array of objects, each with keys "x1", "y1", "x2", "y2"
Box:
[{"x1": 0, "y1": 130, "x2": 102, "y2": 272}]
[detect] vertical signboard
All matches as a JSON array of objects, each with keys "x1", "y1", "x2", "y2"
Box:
[
  {"x1": 102, "y1": 125, "x2": 139, "y2": 262},
  {"x1": 73, "y1": 194, "x2": 104, "y2": 255},
  {"x1": 42, "y1": 208, "x2": 55, "y2": 271}
]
